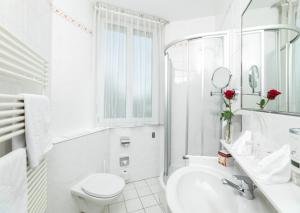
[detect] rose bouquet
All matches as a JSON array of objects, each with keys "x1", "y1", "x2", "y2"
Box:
[
  {"x1": 258, "y1": 89, "x2": 281, "y2": 110},
  {"x1": 220, "y1": 90, "x2": 236, "y2": 143}
]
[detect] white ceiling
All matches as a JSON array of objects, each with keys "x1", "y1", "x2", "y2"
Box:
[{"x1": 99, "y1": 0, "x2": 227, "y2": 21}]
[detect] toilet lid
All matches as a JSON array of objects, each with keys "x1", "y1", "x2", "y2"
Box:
[{"x1": 81, "y1": 173, "x2": 125, "y2": 198}]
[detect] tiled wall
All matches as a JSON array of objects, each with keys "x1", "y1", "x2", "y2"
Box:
[
  {"x1": 108, "y1": 126, "x2": 163, "y2": 182},
  {"x1": 47, "y1": 130, "x2": 110, "y2": 213}
]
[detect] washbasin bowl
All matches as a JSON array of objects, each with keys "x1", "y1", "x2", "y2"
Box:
[{"x1": 166, "y1": 157, "x2": 277, "y2": 213}]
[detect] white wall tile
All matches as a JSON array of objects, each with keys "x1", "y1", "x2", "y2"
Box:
[
  {"x1": 109, "y1": 126, "x2": 162, "y2": 182},
  {"x1": 47, "y1": 131, "x2": 110, "y2": 213}
]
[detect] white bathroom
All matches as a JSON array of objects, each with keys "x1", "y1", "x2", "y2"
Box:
[{"x1": 0, "y1": 0, "x2": 300, "y2": 213}]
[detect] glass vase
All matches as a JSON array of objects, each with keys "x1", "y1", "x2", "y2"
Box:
[{"x1": 225, "y1": 122, "x2": 233, "y2": 144}]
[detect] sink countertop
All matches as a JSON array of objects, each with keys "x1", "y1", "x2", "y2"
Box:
[
  {"x1": 167, "y1": 156, "x2": 276, "y2": 213},
  {"x1": 222, "y1": 140, "x2": 300, "y2": 213}
]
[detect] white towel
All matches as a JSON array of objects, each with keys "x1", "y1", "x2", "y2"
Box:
[
  {"x1": 12, "y1": 94, "x2": 52, "y2": 168},
  {"x1": 255, "y1": 145, "x2": 291, "y2": 184},
  {"x1": 0, "y1": 149, "x2": 27, "y2": 213},
  {"x1": 232, "y1": 131, "x2": 253, "y2": 156}
]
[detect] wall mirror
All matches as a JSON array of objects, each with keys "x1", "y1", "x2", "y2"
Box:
[{"x1": 241, "y1": 0, "x2": 300, "y2": 114}]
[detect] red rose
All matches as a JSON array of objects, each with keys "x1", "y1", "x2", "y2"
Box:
[
  {"x1": 224, "y1": 90, "x2": 236, "y2": 100},
  {"x1": 267, "y1": 89, "x2": 281, "y2": 100}
]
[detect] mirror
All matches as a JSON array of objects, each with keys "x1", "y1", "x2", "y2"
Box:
[
  {"x1": 241, "y1": 0, "x2": 300, "y2": 114},
  {"x1": 248, "y1": 65, "x2": 260, "y2": 93},
  {"x1": 211, "y1": 67, "x2": 232, "y2": 89}
]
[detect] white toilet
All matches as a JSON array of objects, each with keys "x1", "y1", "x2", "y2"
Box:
[{"x1": 71, "y1": 173, "x2": 125, "y2": 213}]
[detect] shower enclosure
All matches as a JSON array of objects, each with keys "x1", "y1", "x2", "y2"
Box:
[{"x1": 163, "y1": 32, "x2": 229, "y2": 180}]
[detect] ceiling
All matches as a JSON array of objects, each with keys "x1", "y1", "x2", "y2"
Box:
[{"x1": 96, "y1": 0, "x2": 227, "y2": 21}]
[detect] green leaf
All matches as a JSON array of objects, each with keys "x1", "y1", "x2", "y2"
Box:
[
  {"x1": 220, "y1": 110, "x2": 233, "y2": 121},
  {"x1": 258, "y1": 99, "x2": 266, "y2": 109}
]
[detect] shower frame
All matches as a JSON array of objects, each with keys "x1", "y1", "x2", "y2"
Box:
[{"x1": 163, "y1": 31, "x2": 230, "y2": 179}]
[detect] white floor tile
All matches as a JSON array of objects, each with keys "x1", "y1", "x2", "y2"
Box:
[
  {"x1": 145, "y1": 177, "x2": 159, "y2": 186},
  {"x1": 149, "y1": 184, "x2": 162, "y2": 193},
  {"x1": 125, "y1": 198, "x2": 143, "y2": 212},
  {"x1": 153, "y1": 193, "x2": 161, "y2": 204},
  {"x1": 145, "y1": 205, "x2": 164, "y2": 213},
  {"x1": 123, "y1": 188, "x2": 139, "y2": 200},
  {"x1": 136, "y1": 186, "x2": 152, "y2": 197},
  {"x1": 132, "y1": 210, "x2": 146, "y2": 213},
  {"x1": 125, "y1": 182, "x2": 135, "y2": 190},
  {"x1": 134, "y1": 180, "x2": 148, "y2": 188},
  {"x1": 111, "y1": 194, "x2": 125, "y2": 204},
  {"x1": 140, "y1": 195, "x2": 157, "y2": 208},
  {"x1": 109, "y1": 202, "x2": 127, "y2": 213}
]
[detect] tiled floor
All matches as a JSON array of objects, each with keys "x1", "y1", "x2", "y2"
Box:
[{"x1": 104, "y1": 177, "x2": 165, "y2": 213}]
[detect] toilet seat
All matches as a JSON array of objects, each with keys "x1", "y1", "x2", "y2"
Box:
[{"x1": 81, "y1": 173, "x2": 125, "y2": 198}]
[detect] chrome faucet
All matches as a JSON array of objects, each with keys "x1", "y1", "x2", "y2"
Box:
[{"x1": 222, "y1": 175, "x2": 255, "y2": 200}]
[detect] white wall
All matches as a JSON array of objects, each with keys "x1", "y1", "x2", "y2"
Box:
[
  {"x1": 47, "y1": 130, "x2": 110, "y2": 213},
  {"x1": 0, "y1": 0, "x2": 51, "y2": 59},
  {"x1": 48, "y1": 2, "x2": 163, "y2": 212},
  {"x1": 50, "y1": 0, "x2": 95, "y2": 137},
  {"x1": 165, "y1": 16, "x2": 216, "y2": 45},
  {"x1": 108, "y1": 126, "x2": 163, "y2": 182}
]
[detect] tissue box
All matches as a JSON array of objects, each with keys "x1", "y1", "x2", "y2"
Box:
[{"x1": 218, "y1": 150, "x2": 233, "y2": 167}]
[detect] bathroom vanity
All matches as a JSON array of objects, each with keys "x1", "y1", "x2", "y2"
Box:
[
  {"x1": 166, "y1": 156, "x2": 277, "y2": 213},
  {"x1": 221, "y1": 140, "x2": 300, "y2": 213}
]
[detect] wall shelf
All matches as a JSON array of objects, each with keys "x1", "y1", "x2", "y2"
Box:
[{"x1": 221, "y1": 140, "x2": 300, "y2": 213}]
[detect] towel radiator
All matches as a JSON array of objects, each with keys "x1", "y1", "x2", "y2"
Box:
[
  {"x1": 0, "y1": 94, "x2": 48, "y2": 213},
  {"x1": 0, "y1": 21, "x2": 48, "y2": 213},
  {"x1": 0, "y1": 24, "x2": 48, "y2": 85},
  {"x1": 27, "y1": 160, "x2": 48, "y2": 213}
]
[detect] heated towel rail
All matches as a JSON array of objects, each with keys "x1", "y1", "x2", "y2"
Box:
[
  {"x1": 0, "y1": 94, "x2": 48, "y2": 213},
  {"x1": 0, "y1": 94, "x2": 25, "y2": 143},
  {"x1": 0, "y1": 24, "x2": 48, "y2": 85},
  {"x1": 0, "y1": 22, "x2": 48, "y2": 213}
]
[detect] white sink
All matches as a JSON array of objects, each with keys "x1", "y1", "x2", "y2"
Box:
[{"x1": 166, "y1": 157, "x2": 277, "y2": 213}]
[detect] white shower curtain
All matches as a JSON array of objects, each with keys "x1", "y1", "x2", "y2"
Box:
[{"x1": 94, "y1": 3, "x2": 165, "y2": 126}]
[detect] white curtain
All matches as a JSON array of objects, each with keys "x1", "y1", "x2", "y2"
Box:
[{"x1": 94, "y1": 3, "x2": 165, "y2": 126}]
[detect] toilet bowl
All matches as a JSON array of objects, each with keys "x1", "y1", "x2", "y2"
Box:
[{"x1": 71, "y1": 173, "x2": 125, "y2": 213}]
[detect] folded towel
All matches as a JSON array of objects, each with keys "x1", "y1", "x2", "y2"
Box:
[
  {"x1": 12, "y1": 94, "x2": 52, "y2": 168},
  {"x1": 0, "y1": 149, "x2": 27, "y2": 213},
  {"x1": 232, "y1": 131, "x2": 253, "y2": 156},
  {"x1": 255, "y1": 145, "x2": 291, "y2": 184}
]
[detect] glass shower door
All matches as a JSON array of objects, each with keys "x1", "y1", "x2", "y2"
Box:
[{"x1": 164, "y1": 33, "x2": 228, "y2": 178}]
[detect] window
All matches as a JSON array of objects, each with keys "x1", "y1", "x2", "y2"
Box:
[
  {"x1": 96, "y1": 22, "x2": 160, "y2": 125},
  {"x1": 95, "y1": 6, "x2": 164, "y2": 126},
  {"x1": 132, "y1": 30, "x2": 153, "y2": 118},
  {"x1": 103, "y1": 25, "x2": 127, "y2": 119}
]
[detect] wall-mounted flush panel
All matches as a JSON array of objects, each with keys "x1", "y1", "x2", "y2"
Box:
[
  {"x1": 120, "y1": 136, "x2": 130, "y2": 146},
  {"x1": 120, "y1": 156, "x2": 129, "y2": 167}
]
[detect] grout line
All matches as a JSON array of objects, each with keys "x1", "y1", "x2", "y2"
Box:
[{"x1": 110, "y1": 177, "x2": 162, "y2": 213}]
